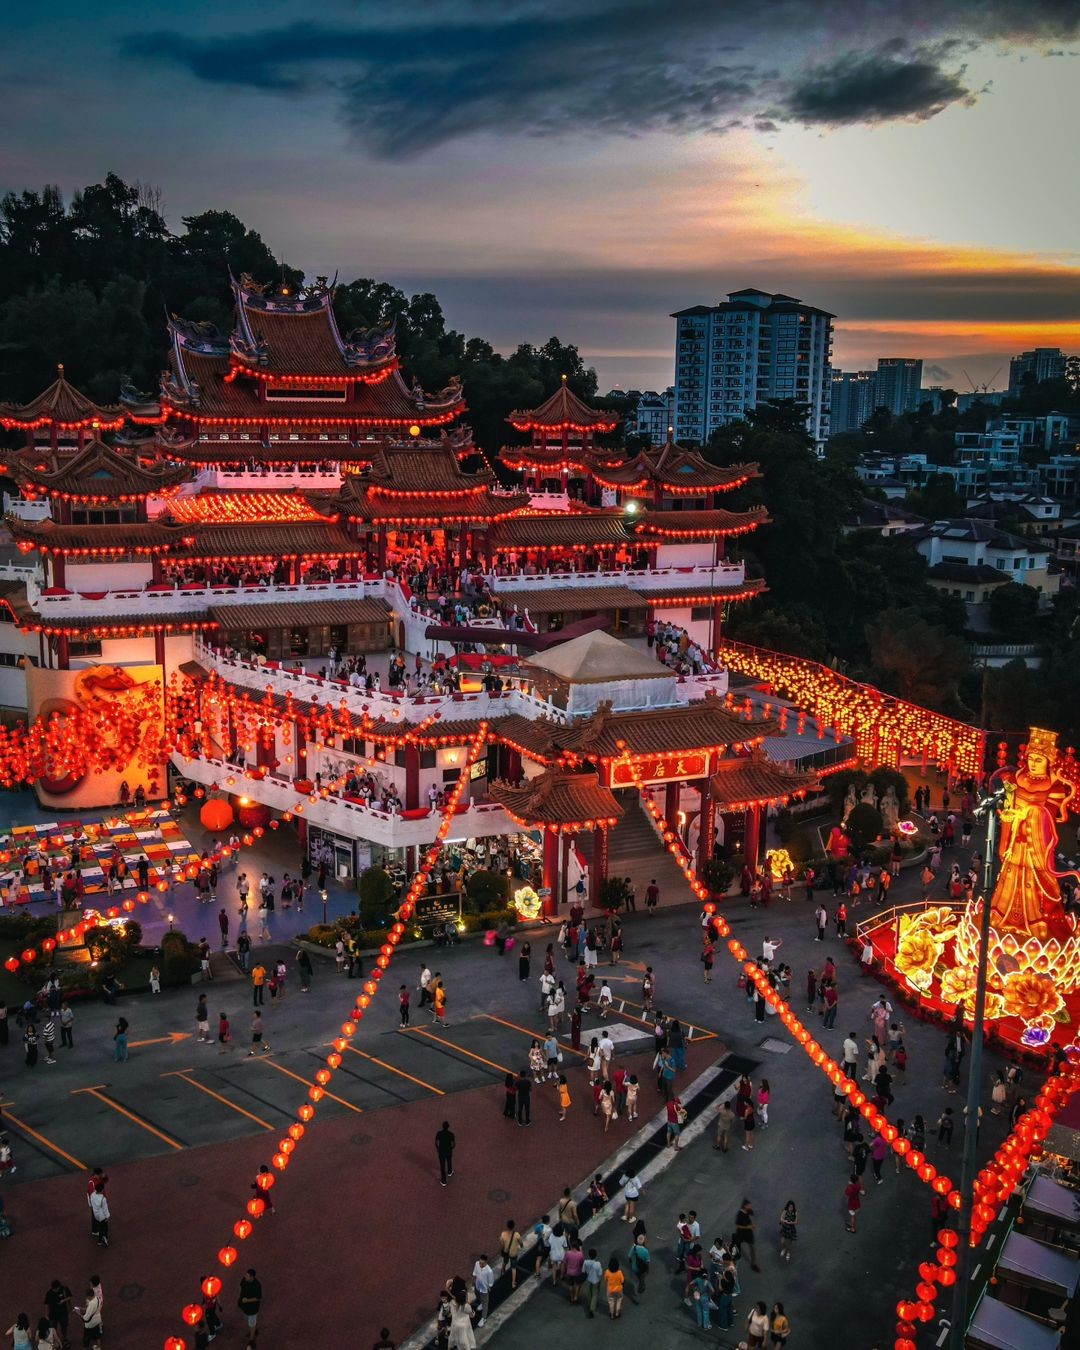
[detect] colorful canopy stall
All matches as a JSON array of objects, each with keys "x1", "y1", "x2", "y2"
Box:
[{"x1": 965, "y1": 1293, "x2": 1062, "y2": 1350}]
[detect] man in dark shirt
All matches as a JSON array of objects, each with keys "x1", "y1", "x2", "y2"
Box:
[
  {"x1": 516, "y1": 1069, "x2": 532, "y2": 1127},
  {"x1": 435, "y1": 1121, "x2": 455, "y2": 1186},
  {"x1": 237, "y1": 1268, "x2": 262, "y2": 1335}
]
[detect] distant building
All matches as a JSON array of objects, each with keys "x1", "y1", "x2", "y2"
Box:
[
  {"x1": 630, "y1": 388, "x2": 674, "y2": 442},
  {"x1": 910, "y1": 518, "x2": 1060, "y2": 609},
  {"x1": 991, "y1": 412, "x2": 1079, "y2": 453},
  {"x1": 672, "y1": 288, "x2": 834, "y2": 449},
  {"x1": 874, "y1": 358, "x2": 924, "y2": 417},
  {"x1": 1008, "y1": 347, "x2": 1067, "y2": 397},
  {"x1": 830, "y1": 370, "x2": 876, "y2": 433},
  {"x1": 843, "y1": 498, "x2": 926, "y2": 537},
  {"x1": 956, "y1": 391, "x2": 1006, "y2": 415}
]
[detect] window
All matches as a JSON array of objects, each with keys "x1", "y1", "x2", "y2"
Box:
[
  {"x1": 68, "y1": 639, "x2": 102, "y2": 659},
  {"x1": 964, "y1": 591, "x2": 974, "y2": 602},
  {"x1": 690, "y1": 604, "x2": 712, "y2": 621}
]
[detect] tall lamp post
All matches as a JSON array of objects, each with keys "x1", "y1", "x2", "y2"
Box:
[{"x1": 948, "y1": 780, "x2": 1005, "y2": 1350}]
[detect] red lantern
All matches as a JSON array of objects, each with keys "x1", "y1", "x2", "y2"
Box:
[
  {"x1": 273, "y1": 1152, "x2": 289, "y2": 1170},
  {"x1": 288, "y1": 1123, "x2": 304, "y2": 1141},
  {"x1": 916, "y1": 1282, "x2": 936, "y2": 1302},
  {"x1": 234, "y1": 1219, "x2": 253, "y2": 1240},
  {"x1": 298, "y1": 1104, "x2": 314, "y2": 1122},
  {"x1": 182, "y1": 1305, "x2": 204, "y2": 1326},
  {"x1": 939, "y1": 1229, "x2": 959, "y2": 1248},
  {"x1": 915, "y1": 1302, "x2": 934, "y2": 1322},
  {"x1": 199, "y1": 798, "x2": 234, "y2": 834},
  {"x1": 937, "y1": 1268, "x2": 957, "y2": 1287},
  {"x1": 21, "y1": 948, "x2": 36, "y2": 964},
  {"x1": 4, "y1": 957, "x2": 18, "y2": 973},
  {"x1": 218, "y1": 1246, "x2": 237, "y2": 1267},
  {"x1": 201, "y1": 1276, "x2": 222, "y2": 1299},
  {"x1": 255, "y1": 1171, "x2": 275, "y2": 1191},
  {"x1": 164, "y1": 1339, "x2": 186, "y2": 1350},
  {"x1": 246, "y1": 1197, "x2": 266, "y2": 1218}
]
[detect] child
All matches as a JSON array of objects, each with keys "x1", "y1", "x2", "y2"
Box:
[
  {"x1": 268, "y1": 974, "x2": 278, "y2": 1003},
  {"x1": 588, "y1": 1174, "x2": 608, "y2": 1211},
  {"x1": 399, "y1": 985, "x2": 410, "y2": 1027},
  {"x1": 625, "y1": 1074, "x2": 639, "y2": 1122},
  {"x1": 0, "y1": 1135, "x2": 14, "y2": 1176},
  {"x1": 218, "y1": 1011, "x2": 230, "y2": 1045},
  {"x1": 558, "y1": 1074, "x2": 571, "y2": 1122},
  {"x1": 597, "y1": 982, "x2": 612, "y2": 1019},
  {"x1": 149, "y1": 964, "x2": 161, "y2": 995}
]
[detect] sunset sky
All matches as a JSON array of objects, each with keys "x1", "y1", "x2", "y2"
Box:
[{"x1": 4, "y1": 1, "x2": 1079, "y2": 391}]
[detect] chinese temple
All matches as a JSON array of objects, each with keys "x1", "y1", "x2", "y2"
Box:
[{"x1": 0, "y1": 266, "x2": 830, "y2": 910}]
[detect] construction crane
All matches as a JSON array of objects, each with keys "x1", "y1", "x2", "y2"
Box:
[{"x1": 963, "y1": 367, "x2": 1002, "y2": 395}]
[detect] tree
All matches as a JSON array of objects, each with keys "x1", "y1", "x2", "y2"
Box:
[
  {"x1": 988, "y1": 583, "x2": 1040, "y2": 641},
  {"x1": 865, "y1": 608, "x2": 970, "y2": 711},
  {"x1": 905, "y1": 473, "x2": 965, "y2": 520},
  {"x1": 982, "y1": 657, "x2": 1038, "y2": 736},
  {"x1": 358, "y1": 866, "x2": 396, "y2": 928},
  {"x1": 845, "y1": 803, "x2": 884, "y2": 850}
]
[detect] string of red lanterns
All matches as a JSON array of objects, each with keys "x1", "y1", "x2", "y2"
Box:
[{"x1": 164, "y1": 722, "x2": 490, "y2": 1350}]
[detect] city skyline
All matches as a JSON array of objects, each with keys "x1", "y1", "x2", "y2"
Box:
[{"x1": 3, "y1": 1, "x2": 1079, "y2": 390}]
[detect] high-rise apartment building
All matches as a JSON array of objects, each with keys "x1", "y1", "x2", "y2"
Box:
[
  {"x1": 671, "y1": 288, "x2": 834, "y2": 448},
  {"x1": 874, "y1": 358, "x2": 924, "y2": 417},
  {"x1": 1008, "y1": 347, "x2": 1067, "y2": 397},
  {"x1": 830, "y1": 370, "x2": 877, "y2": 433}
]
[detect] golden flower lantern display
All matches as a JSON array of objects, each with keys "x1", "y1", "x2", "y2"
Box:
[
  {"x1": 888, "y1": 726, "x2": 1080, "y2": 1051},
  {"x1": 512, "y1": 885, "x2": 542, "y2": 920}
]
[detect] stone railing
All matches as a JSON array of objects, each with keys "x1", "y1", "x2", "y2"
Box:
[
  {"x1": 26, "y1": 575, "x2": 388, "y2": 617},
  {"x1": 484, "y1": 562, "x2": 745, "y2": 591}
]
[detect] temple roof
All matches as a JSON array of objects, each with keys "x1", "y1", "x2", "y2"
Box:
[
  {"x1": 498, "y1": 444, "x2": 624, "y2": 472},
  {"x1": 230, "y1": 277, "x2": 397, "y2": 378},
  {"x1": 496, "y1": 695, "x2": 776, "y2": 762},
  {"x1": 157, "y1": 436, "x2": 376, "y2": 465},
  {"x1": 5, "y1": 439, "x2": 193, "y2": 501},
  {"x1": 592, "y1": 443, "x2": 759, "y2": 494},
  {"x1": 488, "y1": 512, "x2": 632, "y2": 550},
  {"x1": 365, "y1": 442, "x2": 495, "y2": 492},
  {"x1": 523, "y1": 630, "x2": 671, "y2": 684},
  {"x1": 507, "y1": 379, "x2": 620, "y2": 433},
  {"x1": 491, "y1": 584, "x2": 646, "y2": 615},
  {"x1": 488, "y1": 769, "x2": 622, "y2": 829},
  {"x1": 209, "y1": 597, "x2": 390, "y2": 631},
  {"x1": 631, "y1": 506, "x2": 769, "y2": 539},
  {"x1": 340, "y1": 488, "x2": 529, "y2": 525},
  {"x1": 642, "y1": 577, "x2": 767, "y2": 605},
  {"x1": 7, "y1": 518, "x2": 192, "y2": 555},
  {"x1": 179, "y1": 520, "x2": 364, "y2": 560},
  {"x1": 0, "y1": 366, "x2": 125, "y2": 431},
  {"x1": 0, "y1": 582, "x2": 211, "y2": 634},
  {"x1": 710, "y1": 747, "x2": 820, "y2": 809}
]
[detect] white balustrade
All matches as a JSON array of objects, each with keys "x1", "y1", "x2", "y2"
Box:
[{"x1": 484, "y1": 562, "x2": 745, "y2": 592}]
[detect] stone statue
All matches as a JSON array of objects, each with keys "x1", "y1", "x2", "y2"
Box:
[
  {"x1": 860, "y1": 782, "x2": 878, "y2": 809},
  {"x1": 842, "y1": 782, "x2": 858, "y2": 823},
  {"x1": 880, "y1": 786, "x2": 900, "y2": 834}
]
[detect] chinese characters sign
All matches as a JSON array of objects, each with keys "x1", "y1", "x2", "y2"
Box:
[{"x1": 611, "y1": 753, "x2": 708, "y2": 787}]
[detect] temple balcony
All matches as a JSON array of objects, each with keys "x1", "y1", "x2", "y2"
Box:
[
  {"x1": 192, "y1": 465, "x2": 345, "y2": 492},
  {"x1": 3, "y1": 494, "x2": 51, "y2": 522},
  {"x1": 170, "y1": 749, "x2": 514, "y2": 849},
  {"x1": 482, "y1": 560, "x2": 746, "y2": 591},
  {"x1": 25, "y1": 574, "x2": 388, "y2": 617}
]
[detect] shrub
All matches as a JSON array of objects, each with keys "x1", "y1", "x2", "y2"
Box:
[
  {"x1": 122, "y1": 919, "x2": 143, "y2": 949},
  {"x1": 845, "y1": 803, "x2": 884, "y2": 851},
  {"x1": 786, "y1": 830, "x2": 814, "y2": 864},
  {"x1": 465, "y1": 906, "x2": 518, "y2": 933},
  {"x1": 358, "y1": 866, "x2": 396, "y2": 928},
  {"x1": 598, "y1": 877, "x2": 630, "y2": 913},
  {"x1": 701, "y1": 858, "x2": 734, "y2": 895},
  {"x1": 87, "y1": 926, "x2": 131, "y2": 965},
  {"x1": 305, "y1": 924, "x2": 338, "y2": 948},
  {"x1": 464, "y1": 869, "x2": 509, "y2": 913}
]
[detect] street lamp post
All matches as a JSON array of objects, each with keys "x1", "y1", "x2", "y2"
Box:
[{"x1": 948, "y1": 790, "x2": 1003, "y2": 1350}]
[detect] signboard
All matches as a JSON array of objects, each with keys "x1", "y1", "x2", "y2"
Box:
[
  {"x1": 611, "y1": 752, "x2": 708, "y2": 787},
  {"x1": 413, "y1": 891, "x2": 462, "y2": 930}
]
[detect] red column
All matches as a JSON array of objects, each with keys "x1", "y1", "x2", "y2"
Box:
[
  {"x1": 404, "y1": 744, "x2": 420, "y2": 811},
  {"x1": 506, "y1": 748, "x2": 522, "y2": 781},
  {"x1": 51, "y1": 554, "x2": 66, "y2": 589},
  {"x1": 55, "y1": 635, "x2": 70, "y2": 670},
  {"x1": 153, "y1": 629, "x2": 166, "y2": 668},
  {"x1": 697, "y1": 781, "x2": 716, "y2": 875},
  {"x1": 664, "y1": 781, "x2": 679, "y2": 828},
  {"x1": 288, "y1": 558, "x2": 300, "y2": 585},
  {"x1": 744, "y1": 804, "x2": 762, "y2": 867},
  {"x1": 591, "y1": 826, "x2": 609, "y2": 903},
  {"x1": 711, "y1": 601, "x2": 724, "y2": 652},
  {"x1": 542, "y1": 827, "x2": 559, "y2": 918},
  {"x1": 560, "y1": 834, "x2": 570, "y2": 910},
  {"x1": 295, "y1": 725, "x2": 308, "y2": 782}
]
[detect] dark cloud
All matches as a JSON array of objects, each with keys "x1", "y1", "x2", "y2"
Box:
[
  {"x1": 926, "y1": 363, "x2": 955, "y2": 382},
  {"x1": 118, "y1": 1, "x2": 1080, "y2": 156},
  {"x1": 781, "y1": 50, "x2": 973, "y2": 125}
]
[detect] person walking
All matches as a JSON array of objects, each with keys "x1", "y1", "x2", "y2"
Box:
[
  {"x1": 627, "y1": 1232, "x2": 649, "y2": 1302},
  {"x1": 604, "y1": 1256, "x2": 624, "y2": 1319},
  {"x1": 471, "y1": 1255, "x2": 495, "y2": 1328},
  {"x1": 734, "y1": 1199, "x2": 760, "y2": 1271},
  {"x1": 432, "y1": 979, "x2": 448, "y2": 1027},
  {"x1": 296, "y1": 948, "x2": 313, "y2": 993},
  {"x1": 247, "y1": 1008, "x2": 268, "y2": 1054},
  {"x1": 814, "y1": 903, "x2": 827, "y2": 941},
  {"x1": 621, "y1": 1172, "x2": 643, "y2": 1224},
  {"x1": 435, "y1": 1120, "x2": 455, "y2": 1186},
  {"x1": 89, "y1": 1182, "x2": 110, "y2": 1247},
  {"x1": 714, "y1": 1100, "x2": 736, "y2": 1153},
  {"x1": 645, "y1": 878, "x2": 659, "y2": 914},
  {"x1": 516, "y1": 1068, "x2": 532, "y2": 1127},
  {"x1": 557, "y1": 1075, "x2": 572, "y2": 1122},
  {"x1": 582, "y1": 1249, "x2": 603, "y2": 1319},
  {"x1": 746, "y1": 1301, "x2": 770, "y2": 1349},
  {"x1": 42, "y1": 1015, "x2": 57, "y2": 1065},
  {"x1": 502, "y1": 1071, "x2": 517, "y2": 1120},
  {"x1": 823, "y1": 979, "x2": 839, "y2": 1028},
  {"x1": 843, "y1": 1173, "x2": 865, "y2": 1232},
  {"x1": 771, "y1": 1302, "x2": 791, "y2": 1347},
  {"x1": 870, "y1": 1131, "x2": 888, "y2": 1184},
  {"x1": 251, "y1": 962, "x2": 266, "y2": 1006},
  {"x1": 74, "y1": 1287, "x2": 103, "y2": 1347},
  {"x1": 196, "y1": 994, "x2": 210, "y2": 1043},
  {"x1": 779, "y1": 1200, "x2": 797, "y2": 1260},
  {"x1": 23, "y1": 1023, "x2": 38, "y2": 1069},
  {"x1": 518, "y1": 939, "x2": 531, "y2": 983},
  {"x1": 112, "y1": 1017, "x2": 129, "y2": 1062},
  {"x1": 500, "y1": 1219, "x2": 523, "y2": 1289},
  {"x1": 218, "y1": 907, "x2": 229, "y2": 951},
  {"x1": 43, "y1": 1281, "x2": 72, "y2": 1346},
  {"x1": 237, "y1": 1269, "x2": 262, "y2": 1338}
]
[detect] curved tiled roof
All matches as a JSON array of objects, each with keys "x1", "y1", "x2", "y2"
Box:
[
  {"x1": 592, "y1": 445, "x2": 759, "y2": 493},
  {"x1": 633, "y1": 507, "x2": 769, "y2": 538},
  {"x1": 491, "y1": 584, "x2": 646, "y2": 615},
  {"x1": 0, "y1": 366, "x2": 124, "y2": 430},
  {"x1": 710, "y1": 748, "x2": 820, "y2": 809},
  {"x1": 488, "y1": 769, "x2": 622, "y2": 828},
  {"x1": 7, "y1": 518, "x2": 192, "y2": 555},
  {"x1": 488, "y1": 513, "x2": 633, "y2": 550},
  {"x1": 507, "y1": 380, "x2": 620, "y2": 432},
  {"x1": 6, "y1": 439, "x2": 194, "y2": 500}
]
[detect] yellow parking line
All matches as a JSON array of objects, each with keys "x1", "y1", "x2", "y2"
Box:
[
  {"x1": 164, "y1": 1070, "x2": 273, "y2": 1129},
  {"x1": 1, "y1": 1101, "x2": 85, "y2": 1170},
  {"x1": 71, "y1": 1086, "x2": 183, "y2": 1150},
  {"x1": 404, "y1": 1026, "x2": 513, "y2": 1076},
  {"x1": 341, "y1": 1044, "x2": 444, "y2": 1096},
  {"x1": 480, "y1": 1013, "x2": 588, "y2": 1058},
  {"x1": 251, "y1": 1058, "x2": 363, "y2": 1114}
]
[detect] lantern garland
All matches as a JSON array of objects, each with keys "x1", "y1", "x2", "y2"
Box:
[
  {"x1": 165, "y1": 722, "x2": 490, "y2": 1350},
  {"x1": 714, "y1": 637, "x2": 985, "y2": 777}
]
